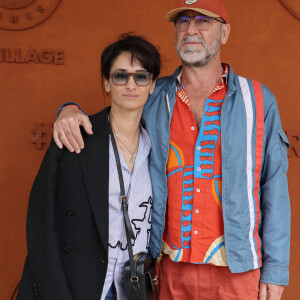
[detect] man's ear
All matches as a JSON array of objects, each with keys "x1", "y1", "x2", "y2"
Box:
[{"x1": 221, "y1": 23, "x2": 230, "y2": 45}]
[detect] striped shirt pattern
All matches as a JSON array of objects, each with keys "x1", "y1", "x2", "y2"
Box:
[{"x1": 101, "y1": 127, "x2": 152, "y2": 300}]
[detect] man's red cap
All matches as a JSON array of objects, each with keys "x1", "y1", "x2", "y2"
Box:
[{"x1": 165, "y1": 0, "x2": 229, "y2": 23}]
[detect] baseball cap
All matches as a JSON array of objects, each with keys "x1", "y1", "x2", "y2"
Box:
[{"x1": 165, "y1": 0, "x2": 229, "y2": 23}]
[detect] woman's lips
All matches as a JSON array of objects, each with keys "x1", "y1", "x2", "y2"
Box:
[{"x1": 123, "y1": 94, "x2": 139, "y2": 98}]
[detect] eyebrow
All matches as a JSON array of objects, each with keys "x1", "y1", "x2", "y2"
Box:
[{"x1": 113, "y1": 68, "x2": 147, "y2": 72}]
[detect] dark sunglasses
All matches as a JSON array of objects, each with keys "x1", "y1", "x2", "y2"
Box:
[{"x1": 109, "y1": 71, "x2": 153, "y2": 86}]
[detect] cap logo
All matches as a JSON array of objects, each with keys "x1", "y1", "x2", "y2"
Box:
[{"x1": 185, "y1": 0, "x2": 199, "y2": 5}]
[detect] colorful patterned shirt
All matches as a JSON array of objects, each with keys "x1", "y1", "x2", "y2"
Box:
[{"x1": 162, "y1": 65, "x2": 229, "y2": 266}]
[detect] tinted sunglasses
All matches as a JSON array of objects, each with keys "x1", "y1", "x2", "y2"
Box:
[
  {"x1": 109, "y1": 71, "x2": 153, "y2": 86},
  {"x1": 174, "y1": 15, "x2": 226, "y2": 32}
]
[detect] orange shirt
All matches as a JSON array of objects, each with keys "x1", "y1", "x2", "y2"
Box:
[{"x1": 162, "y1": 65, "x2": 229, "y2": 265}]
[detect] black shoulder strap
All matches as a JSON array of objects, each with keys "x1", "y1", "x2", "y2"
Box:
[{"x1": 108, "y1": 124, "x2": 137, "y2": 279}]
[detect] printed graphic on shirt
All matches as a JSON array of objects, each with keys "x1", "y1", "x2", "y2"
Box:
[
  {"x1": 195, "y1": 99, "x2": 223, "y2": 179},
  {"x1": 109, "y1": 196, "x2": 152, "y2": 250}
]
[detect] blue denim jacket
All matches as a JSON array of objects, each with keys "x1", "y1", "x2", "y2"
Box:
[{"x1": 59, "y1": 64, "x2": 290, "y2": 286}]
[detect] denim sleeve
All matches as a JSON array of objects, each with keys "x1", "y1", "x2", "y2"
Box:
[
  {"x1": 259, "y1": 95, "x2": 291, "y2": 286},
  {"x1": 56, "y1": 102, "x2": 88, "y2": 117}
]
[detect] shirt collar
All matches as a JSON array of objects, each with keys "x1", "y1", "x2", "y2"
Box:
[
  {"x1": 176, "y1": 63, "x2": 229, "y2": 85},
  {"x1": 109, "y1": 125, "x2": 151, "y2": 163}
]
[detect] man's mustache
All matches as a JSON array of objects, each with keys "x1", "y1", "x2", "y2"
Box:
[{"x1": 181, "y1": 36, "x2": 205, "y2": 46}]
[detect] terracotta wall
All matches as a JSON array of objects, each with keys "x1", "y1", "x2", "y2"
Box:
[{"x1": 0, "y1": 0, "x2": 299, "y2": 299}]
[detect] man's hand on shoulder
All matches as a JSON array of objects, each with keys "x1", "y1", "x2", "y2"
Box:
[
  {"x1": 259, "y1": 282, "x2": 284, "y2": 300},
  {"x1": 53, "y1": 105, "x2": 93, "y2": 153}
]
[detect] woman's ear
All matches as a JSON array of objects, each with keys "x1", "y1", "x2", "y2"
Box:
[
  {"x1": 149, "y1": 80, "x2": 156, "y2": 95},
  {"x1": 104, "y1": 79, "x2": 111, "y2": 93}
]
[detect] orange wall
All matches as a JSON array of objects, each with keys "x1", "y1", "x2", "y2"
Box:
[{"x1": 0, "y1": 0, "x2": 299, "y2": 298}]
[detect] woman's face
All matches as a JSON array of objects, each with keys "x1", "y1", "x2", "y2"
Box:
[{"x1": 104, "y1": 51, "x2": 156, "y2": 112}]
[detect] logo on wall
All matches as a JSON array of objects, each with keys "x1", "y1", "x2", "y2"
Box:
[
  {"x1": 32, "y1": 123, "x2": 53, "y2": 150},
  {"x1": 0, "y1": 0, "x2": 62, "y2": 30},
  {"x1": 185, "y1": 0, "x2": 198, "y2": 5},
  {"x1": 278, "y1": 0, "x2": 300, "y2": 21}
]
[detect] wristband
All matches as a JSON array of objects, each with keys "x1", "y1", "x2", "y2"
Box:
[
  {"x1": 67, "y1": 105, "x2": 80, "y2": 109},
  {"x1": 57, "y1": 102, "x2": 88, "y2": 117}
]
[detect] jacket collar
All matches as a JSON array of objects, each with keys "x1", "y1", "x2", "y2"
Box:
[
  {"x1": 224, "y1": 63, "x2": 237, "y2": 97},
  {"x1": 167, "y1": 64, "x2": 236, "y2": 97}
]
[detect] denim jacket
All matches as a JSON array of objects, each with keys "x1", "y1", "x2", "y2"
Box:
[{"x1": 141, "y1": 64, "x2": 290, "y2": 286}]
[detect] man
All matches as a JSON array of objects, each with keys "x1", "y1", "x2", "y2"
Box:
[{"x1": 53, "y1": 0, "x2": 290, "y2": 299}]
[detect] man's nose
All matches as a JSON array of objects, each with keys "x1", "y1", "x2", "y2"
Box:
[{"x1": 186, "y1": 19, "x2": 200, "y2": 35}]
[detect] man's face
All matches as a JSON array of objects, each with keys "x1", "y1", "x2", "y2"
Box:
[{"x1": 174, "y1": 10, "x2": 229, "y2": 68}]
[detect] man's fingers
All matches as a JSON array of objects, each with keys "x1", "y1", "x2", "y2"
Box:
[
  {"x1": 58, "y1": 131, "x2": 75, "y2": 152},
  {"x1": 68, "y1": 121, "x2": 84, "y2": 151},
  {"x1": 62, "y1": 121, "x2": 82, "y2": 153},
  {"x1": 80, "y1": 116, "x2": 93, "y2": 135},
  {"x1": 259, "y1": 282, "x2": 267, "y2": 300},
  {"x1": 56, "y1": 124, "x2": 75, "y2": 152},
  {"x1": 269, "y1": 293, "x2": 279, "y2": 300},
  {"x1": 53, "y1": 105, "x2": 92, "y2": 153},
  {"x1": 268, "y1": 285, "x2": 284, "y2": 300},
  {"x1": 53, "y1": 128, "x2": 63, "y2": 149},
  {"x1": 259, "y1": 283, "x2": 284, "y2": 300}
]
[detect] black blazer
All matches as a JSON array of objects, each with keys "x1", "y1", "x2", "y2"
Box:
[{"x1": 17, "y1": 108, "x2": 112, "y2": 300}]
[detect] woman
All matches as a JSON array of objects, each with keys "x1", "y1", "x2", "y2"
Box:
[{"x1": 17, "y1": 34, "x2": 161, "y2": 300}]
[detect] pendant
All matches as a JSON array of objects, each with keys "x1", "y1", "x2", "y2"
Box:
[{"x1": 129, "y1": 154, "x2": 135, "y2": 163}]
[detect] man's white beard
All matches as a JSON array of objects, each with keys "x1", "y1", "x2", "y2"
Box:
[{"x1": 176, "y1": 26, "x2": 222, "y2": 68}]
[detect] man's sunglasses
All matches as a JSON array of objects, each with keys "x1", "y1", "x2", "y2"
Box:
[{"x1": 174, "y1": 15, "x2": 226, "y2": 32}]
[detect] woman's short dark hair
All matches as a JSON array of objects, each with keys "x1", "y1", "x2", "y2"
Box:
[{"x1": 101, "y1": 33, "x2": 161, "y2": 81}]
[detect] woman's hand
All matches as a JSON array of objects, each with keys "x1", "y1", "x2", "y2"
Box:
[{"x1": 53, "y1": 106, "x2": 93, "y2": 153}]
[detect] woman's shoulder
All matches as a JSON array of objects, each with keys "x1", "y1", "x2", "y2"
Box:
[
  {"x1": 89, "y1": 106, "x2": 110, "y2": 125},
  {"x1": 88, "y1": 107, "x2": 111, "y2": 133},
  {"x1": 80, "y1": 107, "x2": 110, "y2": 149}
]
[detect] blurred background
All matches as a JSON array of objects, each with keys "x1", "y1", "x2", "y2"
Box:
[{"x1": 0, "y1": 0, "x2": 299, "y2": 298}]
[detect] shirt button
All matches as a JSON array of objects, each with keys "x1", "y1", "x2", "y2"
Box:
[
  {"x1": 196, "y1": 188, "x2": 201, "y2": 193},
  {"x1": 194, "y1": 230, "x2": 198, "y2": 234},
  {"x1": 191, "y1": 126, "x2": 195, "y2": 131},
  {"x1": 197, "y1": 146, "x2": 201, "y2": 150},
  {"x1": 197, "y1": 167, "x2": 201, "y2": 171},
  {"x1": 195, "y1": 209, "x2": 199, "y2": 213}
]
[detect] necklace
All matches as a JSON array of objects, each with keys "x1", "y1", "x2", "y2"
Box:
[
  {"x1": 116, "y1": 134, "x2": 139, "y2": 163},
  {"x1": 109, "y1": 115, "x2": 140, "y2": 164}
]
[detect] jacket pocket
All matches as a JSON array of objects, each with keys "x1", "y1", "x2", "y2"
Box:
[{"x1": 278, "y1": 129, "x2": 290, "y2": 173}]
